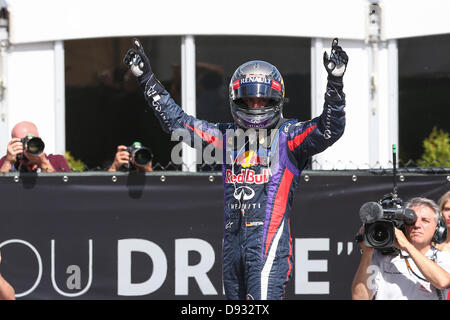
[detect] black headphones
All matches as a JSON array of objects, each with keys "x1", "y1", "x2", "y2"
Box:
[{"x1": 433, "y1": 211, "x2": 448, "y2": 244}]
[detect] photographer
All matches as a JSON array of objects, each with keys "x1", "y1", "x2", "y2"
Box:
[
  {"x1": 352, "y1": 197, "x2": 450, "y2": 300},
  {"x1": 108, "y1": 143, "x2": 153, "y2": 172},
  {"x1": 0, "y1": 121, "x2": 71, "y2": 173}
]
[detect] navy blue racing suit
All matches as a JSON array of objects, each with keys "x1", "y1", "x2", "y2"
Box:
[{"x1": 143, "y1": 80, "x2": 345, "y2": 300}]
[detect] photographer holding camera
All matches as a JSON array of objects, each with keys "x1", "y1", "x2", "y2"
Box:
[
  {"x1": 0, "y1": 121, "x2": 71, "y2": 173},
  {"x1": 352, "y1": 197, "x2": 450, "y2": 300},
  {"x1": 108, "y1": 142, "x2": 153, "y2": 172}
]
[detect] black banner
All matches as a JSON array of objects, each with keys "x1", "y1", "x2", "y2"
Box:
[{"x1": 0, "y1": 172, "x2": 448, "y2": 300}]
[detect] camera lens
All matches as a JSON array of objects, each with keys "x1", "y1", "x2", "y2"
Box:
[
  {"x1": 365, "y1": 220, "x2": 395, "y2": 248},
  {"x1": 26, "y1": 137, "x2": 45, "y2": 155},
  {"x1": 133, "y1": 148, "x2": 153, "y2": 166},
  {"x1": 372, "y1": 225, "x2": 388, "y2": 242}
]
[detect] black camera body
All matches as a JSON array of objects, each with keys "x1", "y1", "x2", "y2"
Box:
[
  {"x1": 359, "y1": 194, "x2": 417, "y2": 253},
  {"x1": 126, "y1": 142, "x2": 153, "y2": 168},
  {"x1": 19, "y1": 134, "x2": 45, "y2": 158},
  {"x1": 356, "y1": 144, "x2": 419, "y2": 254}
]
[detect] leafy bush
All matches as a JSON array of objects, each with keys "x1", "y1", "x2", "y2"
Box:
[
  {"x1": 418, "y1": 126, "x2": 450, "y2": 167},
  {"x1": 65, "y1": 151, "x2": 86, "y2": 172}
]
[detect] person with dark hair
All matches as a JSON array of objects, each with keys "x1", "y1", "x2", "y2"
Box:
[
  {"x1": 352, "y1": 197, "x2": 450, "y2": 300},
  {"x1": 123, "y1": 38, "x2": 347, "y2": 300},
  {"x1": 108, "y1": 143, "x2": 153, "y2": 172},
  {"x1": 0, "y1": 121, "x2": 71, "y2": 173}
]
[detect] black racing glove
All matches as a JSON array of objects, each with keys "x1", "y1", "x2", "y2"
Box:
[
  {"x1": 323, "y1": 38, "x2": 348, "y2": 79},
  {"x1": 123, "y1": 38, "x2": 165, "y2": 102},
  {"x1": 323, "y1": 38, "x2": 348, "y2": 103}
]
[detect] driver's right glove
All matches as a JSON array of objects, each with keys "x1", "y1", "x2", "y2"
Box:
[{"x1": 123, "y1": 38, "x2": 165, "y2": 102}]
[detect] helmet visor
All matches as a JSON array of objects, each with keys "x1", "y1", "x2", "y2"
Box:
[{"x1": 232, "y1": 80, "x2": 283, "y2": 100}]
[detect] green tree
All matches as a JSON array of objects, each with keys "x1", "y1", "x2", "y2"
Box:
[{"x1": 418, "y1": 126, "x2": 450, "y2": 167}]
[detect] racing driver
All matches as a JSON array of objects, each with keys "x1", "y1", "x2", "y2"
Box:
[{"x1": 123, "y1": 38, "x2": 348, "y2": 300}]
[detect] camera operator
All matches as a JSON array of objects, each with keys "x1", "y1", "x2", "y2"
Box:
[
  {"x1": 0, "y1": 121, "x2": 71, "y2": 173},
  {"x1": 108, "y1": 143, "x2": 153, "y2": 172},
  {"x1": 352, "y1": 197, "x2": 450, "y2": 300}
]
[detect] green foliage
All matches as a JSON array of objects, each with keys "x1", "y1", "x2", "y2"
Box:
[
  {"x1": 65, "y1": 151, "x2": 86, "y2": 172},
  {"x1": 419, "y1": 126, "x2": 450, "y2": 167}
]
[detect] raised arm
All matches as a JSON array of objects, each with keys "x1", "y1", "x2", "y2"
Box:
[
  {"x1": 287, "y1": 38, "x2": 347, "y2": 160},
  {"x1": 123, "y1": 38, "x2": 225, "y2": 149}
]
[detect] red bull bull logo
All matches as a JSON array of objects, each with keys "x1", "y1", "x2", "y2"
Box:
[{"x1": 235, "y1": 150, "x2": 266, "y2": 168}]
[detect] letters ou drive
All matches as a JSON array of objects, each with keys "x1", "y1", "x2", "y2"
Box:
[{"x1": 0, "y1": 237, "x2": 336, "y2": 297}]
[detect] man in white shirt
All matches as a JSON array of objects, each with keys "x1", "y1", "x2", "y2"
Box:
[{"x1": 352, "y1": 197, "x2": 450, "y2": 300}]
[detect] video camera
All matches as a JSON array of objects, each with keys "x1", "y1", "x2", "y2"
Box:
[
  {"x1": 125, "y1": 142, "x2": 153, "y2": 168},
  {"x1": 356, "y1": 144, "x2": 417, "y2": 254},
  {"x1": 359, "y1": 195, "x2": 416, "y2": 251}
]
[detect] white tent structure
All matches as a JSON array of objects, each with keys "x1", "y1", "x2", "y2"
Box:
[{"x1": 0, "y1": 0, "x2": 449, "y2": 170}]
